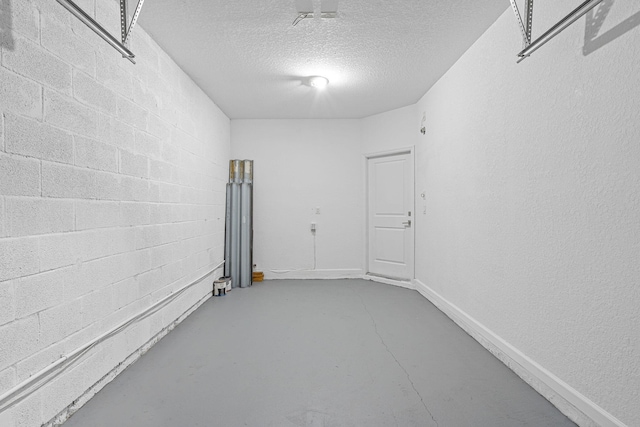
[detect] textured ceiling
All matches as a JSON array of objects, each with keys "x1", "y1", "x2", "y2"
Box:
[{"x1": 139, "y1": 0, "x2": 509, "y2": 119}]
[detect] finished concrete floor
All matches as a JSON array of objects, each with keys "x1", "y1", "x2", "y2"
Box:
[{"x1": 63, "y1": 279, "x2": 575, "y2": 427}]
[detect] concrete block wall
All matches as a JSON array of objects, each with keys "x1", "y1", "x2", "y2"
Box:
[{"x1": 0, "y1": 0, "x2": 230, "y2": 425}]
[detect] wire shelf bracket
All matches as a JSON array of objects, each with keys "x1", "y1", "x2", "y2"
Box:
[
  {"x1": 56, "y1": 0, "x2": 146, "y2": 64},
  {"x1": 511, "y1": 0, "x2": 604, "y2": 63}
]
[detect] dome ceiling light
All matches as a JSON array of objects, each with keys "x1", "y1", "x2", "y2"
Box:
[{"x1": 309, "y1": 76, "x2": 329, "y2": 90}]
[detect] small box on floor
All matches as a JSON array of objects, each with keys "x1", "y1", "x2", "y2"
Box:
[{"x1": 213, "y1": 277, "x2": 231, "y2": 296}]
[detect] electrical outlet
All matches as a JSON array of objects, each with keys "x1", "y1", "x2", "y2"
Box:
[
  {"x1": 315, "y1": 207, "x2": 320, "y2": 214},
  {"x1": 311, "y1": 222, "x2": 317, "y2": 232}
]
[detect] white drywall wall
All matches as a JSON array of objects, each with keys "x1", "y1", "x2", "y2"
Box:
[
  {"x1": 0, "y1": 0, "x2": 230, "y2": 425},
  {"x1": 231, "y1": 120, "x2": 363, "y2": 279},
  {"x1": 411, "y1": 2, "x2": 640, "y2": 425},
  {"x1": 361, "y1": 104, "x2": 418, "y2": 155}
]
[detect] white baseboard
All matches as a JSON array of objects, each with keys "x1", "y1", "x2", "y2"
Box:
[
  {"x1": 363, "y1": 274, "x2": 415, "y2": 290},
  {"x1": 412, "y1": 279, "x2": 626, "y2": 427},
  {"x1": 263, "y1": 269, "x2": 363, "y2": 280}
]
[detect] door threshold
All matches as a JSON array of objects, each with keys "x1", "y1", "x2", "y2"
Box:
[{"x1": 364, "y1": 273, "x2": 415, "y2": 290}]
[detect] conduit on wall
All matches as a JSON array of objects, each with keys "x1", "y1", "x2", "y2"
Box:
[
  {"x1": 0, "y1": 262, "x2": 224, "y2": 413},
  {"x1": 224, "y1": 160, "x2": 254, "y2": 288}
]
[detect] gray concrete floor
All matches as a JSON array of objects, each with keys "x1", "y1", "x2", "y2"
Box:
[{"x1": 63, "y1": 280, "x2": 575, "y2": 427}]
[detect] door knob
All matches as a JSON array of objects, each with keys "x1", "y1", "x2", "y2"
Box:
[{"x1": 402, "y1": 220, "x2": 412, "y2": 227}]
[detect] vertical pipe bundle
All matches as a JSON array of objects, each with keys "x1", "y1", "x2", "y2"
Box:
[{"x1": 224, "y1": 160, "x2": 253, "y2": 288}]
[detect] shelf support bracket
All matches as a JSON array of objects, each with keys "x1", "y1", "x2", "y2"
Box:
[
  {"x1": 512, "y1": 0, "x2": 604, "y2": 63},
  {"x1": 56, "y1": 0, "x2": 140, "y2": 63},
  {"x1": 510, "y1": 0, "x2": 535, "y2": 49},
  {"x1": 123, "y1": 0, "x2": 146, "y2": 47}
]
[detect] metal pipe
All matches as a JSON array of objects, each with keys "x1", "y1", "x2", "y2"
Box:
[
  {"x1": 517, "y1": 0, "x2": 603, "y2": 62},
  {"x1": 224, "y1": 183, "x2": 232, "y2": 277},
  {"x1": 56, "y1": 0, "x2": 136, "y2": 63},
  {"x1": 230, "y1": 183, "x2": 241, "y2": 287},
  {"x1": 239, "y1": 181, "x2": 252, "y2": 287},
  {"x1": 0, "y1": 261, "x2": 224, "y2": 411}
]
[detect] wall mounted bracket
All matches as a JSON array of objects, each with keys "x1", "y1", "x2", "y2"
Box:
[
  {"x1": 510, "y1": 0, "x2": 604, "y2": 63},
  {"x1": 510, "y1": 0, "x2": 534, "y2": 50},
  {"x1": 121, "y1": 0, "x2": 146, "y2": 48},
  {"x1": 56, "y1": 0, "x2": 146, "y2": 64}
]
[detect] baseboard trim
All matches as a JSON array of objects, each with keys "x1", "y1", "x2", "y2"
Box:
[
  {"x1": 264, "y1": 269, "x2": 363, "y2": 280},
  {"x1": 363, "y1": 274, "x2": 415, "y2": 290},
  {"x1": 412, "y1": 279, "x2": 626, "y2": 427}
]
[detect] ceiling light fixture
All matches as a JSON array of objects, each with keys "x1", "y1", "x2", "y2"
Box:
[{"x1": 309, "y1": 76, "x2": 329, "y2": 90}]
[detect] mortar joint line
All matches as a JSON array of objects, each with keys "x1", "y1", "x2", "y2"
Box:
[{"x1": 360, "y1": 298, "x2": 439, "y2": 427}]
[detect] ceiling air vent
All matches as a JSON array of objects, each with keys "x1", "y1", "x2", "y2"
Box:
[{"x1": 293, "y1": 0, "x2": 339, "y2": 26}]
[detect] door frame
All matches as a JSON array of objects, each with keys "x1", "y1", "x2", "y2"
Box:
[{"x1": 363, "y1": 146, "x2": 416, "y2": 281}]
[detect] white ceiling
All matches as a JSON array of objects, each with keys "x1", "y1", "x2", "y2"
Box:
[{"x1": 138, "y1": 0, "x2": 509, "y2": 119}]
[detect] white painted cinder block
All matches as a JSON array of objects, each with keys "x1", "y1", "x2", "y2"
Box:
[
  {"x1": 136, "y1": 268, "x2": 162, "y2": 298},
  {"x1": 135, "y1": 130, "x2": 161, "y2": 158},
  {"x1": 132, "y1": 79, "x2": 160, "y2": 114},
  {"x1": 0, "y1": 0, "x2": 229, "y2": 423},
  {"x1": 149, "y1": 203, "x2": 175, "y2": 224},
  {"x1": 12, "y1": 392, "x2": 41, "y2": 427},
  {"x1": 39, "y1": 360, "x2": 85, "y2": 422},
  {"x1": 0, "y1": 65, "x2": 42, "y2": 120},
  {"x1": 2, "y1": 35, "x2": 72, "y2": 94},
  {"x1": 1, "y1": 112, "x2": 4, "y2": 152},
  {"x1": 5, "y1": 0, "x2": 39, "y2": 42},
  {"x1": 158, "y1": 182, "x2": 181, "y2": 203},
  {"x1": 0, "y1": 153, "x2": 40, "y2": 197},
  {"x1": 80, "y1": 288, "x2": 113, "y2": 328},
  {"x1": 0, "y1": 315, "x2": 39, "y2": 371},
  {"x1": 6, "y1": 197, "x2": 75, "y2": 237},
  {"x1": 112, "y1": 277, "x2": 139, "y2": 310},
  {"x1": 44, "y1": 89, "x2": 98, "y2": 138},
  {"x1": 14, "y1": 268, "x2": 69, "y2": 320},
  {"x1": 74, "y1": 135, "x2": 118, "y2": 172},
  {"x1": 147, "y1": 114, "x2": 172, "y2": 142},
  {"x1": 40, "y1": 15, "x2": 96, "y2": 76},
  {"x1": 119, "y1": 148, "x2": 149, "y2": 178},
  {"x1": 148, "y1": 243, "x2": 176, "y2": 270},
  {"x1": 0, "y1": 281, "x2": 15, "y2": 326},
  {"x1": 93, "y1": 171, "x2": 123, "y2": 201},
  {"x1": 95, "y1": 54, "x2": 134, "y2": 100},
  {"x1": 38, "y1": 232, "x2": 84, "y2": 272},
  {"x1": 117, "y1": 97, "x2": 149, "y2": 131},
  {"x1": 5, "y1": 113, "x2": 74, "y2": 164},
  {"x1": 0, "y1": 366, "x2": 16, "y2": 397},
  {"x1": 39, "y1": 300, "x2": 83, "y2": 348},
  {"x1": 98, "y1": 116, "x2": 135, "y2": 150},
  {"x1": 75, "y1": 200, "x2": 121, "y2": 230},
  {"x1": 73, "y1": 70, "x2": 117, "y2": 114},
  {"x1": 149, "y1": 158, "x2": 175, "y2": 183},
  {"x1": 82, "y1": 228, "x2": 136, "y2": 263},
  {"x1": 15, "y1": 339, "x2": 65, "y2": 385},
  {"x1": 0, "y1": 238, "x2": 39, "y2": 282},
  {"x1": 120, "y1": 202, "x2": 150, "y2": 227},
  {"x1": 41, "y1": 161, "x2": 96, "y2": 199},
  {"x1": 120, "y1": 175, "x2": 150, "y2": 202}
]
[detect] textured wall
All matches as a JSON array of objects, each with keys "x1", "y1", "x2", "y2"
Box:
[
  {"x1": 361, "y1": 104, "x2": 417, "y2": 155},
  {"x1": 0, "y1": 0, "x2": 230, "y2": 425},
  {"x1": 231, "y1": 120, "x2": 363, "y2": 279},
  {"x1": 413, "y1": 2, "x2": 640, "y2": 425}
]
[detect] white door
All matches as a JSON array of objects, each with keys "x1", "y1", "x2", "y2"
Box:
[{"x1": 367, "y1": 151, "x2": 414, "y2": 280}]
